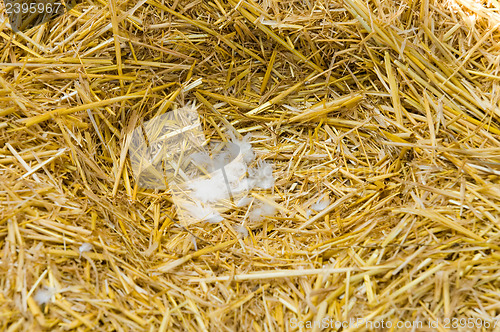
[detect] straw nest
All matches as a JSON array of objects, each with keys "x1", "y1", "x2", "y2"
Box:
[{"x1": 1, "y1": 0, "x2": 500, "y2": 330}]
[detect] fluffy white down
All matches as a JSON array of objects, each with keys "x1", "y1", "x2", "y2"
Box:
[
  {"x1": 79, "y1": 243, "x2": 93, "y2": 255},
  {"x1": 236, "y1": 196, "x2": 253, "y2": 207},
  {"x1": 235, "y1": 225, "x2": 249, "y2": 237},
  {"x1": 183, "y1": 201, "x2": 224, "y2": 223},
  {"x1": 181, "y1": 132, "x2": 277, "y2": 224},
  {"x1": 34, "y1": 287, "x2": 57, "y2": 305},
  {"x1": 232, "y1": 134, "x2": 255, "y2": 163},
  {"x1": 311, "y1": 195, "x2": 330, "y2": 211},
  {"x1": 187, "y1": 158, "x2": 249, "y2": 204},
  {"x1": 249, "y1": 202, "x2": 277, "y2": 222},
  {"x1": 249, "y1": 161, "x2": 274, "y2": 189}
]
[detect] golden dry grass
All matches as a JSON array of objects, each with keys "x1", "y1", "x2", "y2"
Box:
[{"x1": 1, "y1": 0, "x2": 500, "y2": 331}]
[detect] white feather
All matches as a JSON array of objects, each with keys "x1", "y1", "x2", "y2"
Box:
[
  {"x1": 34, "y1": 287, "x2": 56, "y2": 305},
  {"x1": 79, "y1": 242, "x2": 93, "y2": 258},
  {"x1": 249, "y1": 201, "x2": 276, "y2": 222},
  {"x1": 311, "y1": 195, "x2": 330, "y2": 211},
  {"x1": 183, "y1": 201, "x2": 224, "y2": 223},
  {"x1": 189, "y1": 151, "x2": 212, "y2": 167},
  {"x1": 191, "y1": 236, "x2": 198, "y2": 251},
  {"x1": 187, "y1": 159, "x2": 249, "y2": 203},
  {"x1": 236, "y1": 196, "x2": 253, "y2": 207},
  {"x1": 235, "y1": 225, "x2": 249, "y2": 237},
  {"x1": 232, "y1": 134, "x2": 255, "y2": 163}
]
